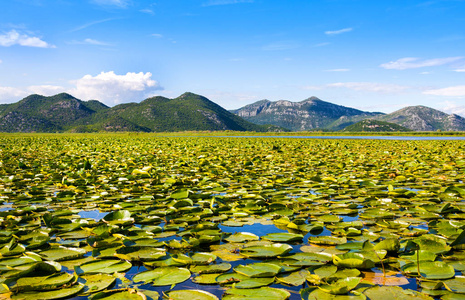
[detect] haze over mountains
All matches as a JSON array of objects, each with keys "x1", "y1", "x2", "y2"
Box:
[{"x1": 0, "y1": 92, "x2": 464, "y2": 132}]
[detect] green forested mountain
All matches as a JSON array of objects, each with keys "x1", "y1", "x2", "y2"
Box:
[
  {"x1": 0, "y1": 92, "x2": 283, "y2": 133},
  {"x1": 2, "y1": 92, "x2": 464, "y2": 133},
  {"x1": 342, "y1": 119, "x2": 411, "y2": 132}
]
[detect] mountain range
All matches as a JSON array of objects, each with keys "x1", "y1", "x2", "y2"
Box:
[
  {"x1": 0, "y1": 92, "x2": 282, "y2": 133},
  {"x1": 232, "y1": 97, "x2": 465, "y2": 132},
  {"x1": 0, "y1": 92, "x2": 464, "y2": 132}
]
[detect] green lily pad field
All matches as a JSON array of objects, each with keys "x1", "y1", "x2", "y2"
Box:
[{"x1": 1, "y1": 134, "x2": 465, "y2": 299}]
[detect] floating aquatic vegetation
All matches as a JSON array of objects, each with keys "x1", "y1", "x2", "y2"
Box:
[{"x1": 1, "y1": 135, "x2": 465, "y2": 299}]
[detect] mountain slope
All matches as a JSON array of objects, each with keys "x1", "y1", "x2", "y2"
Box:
[
  {"x1": 232, "y1": 97, "x2": 383, "y2": 131},
  {"x1": 342, "y1": 119, "x2": 411, "y2": 132},
  {"x1": 0, "y1": 93, "x2": 101, "y2": 127},
  {"x1": 0, "y1": 93, "x2": 108, "y2": 132},
  {"x1": 110, "y1": 92, "x2": 277, "y2": 132},
  {"x1": 374, "y1": 106, "x2": 465, "y2": 131},
  {"x1": 0, "y1": 92, "x2": 282, "y2": 132}
]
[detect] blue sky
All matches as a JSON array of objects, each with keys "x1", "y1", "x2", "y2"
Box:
[{"x1": 1, "y1": 0, "x2": 465, "y2": 115}]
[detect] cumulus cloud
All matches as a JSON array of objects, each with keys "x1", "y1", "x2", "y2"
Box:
[
  {"x1": 424, "y1": 85, "x2": 465, "y2": 97},
  {"x1": 0, "y1": 85, "x2": 69, "y2": 103},
  {"x1": 325, "y1": 28, "x2": 353, "y2": 35},
  {"x1": 0, "y1": 86, "x2": 29, "y2": 103},
  {"x1": 380, "y1": 56, "x2": 463, "y2": 70},
  {"x1": 326, "y1": 82, "x2": 410, "y2": 93},
  {"x1": 69, "y1": 71, "x2": 162, "y2": 106},
  {"x1": 0, "y1": 72, "x2": 161, "y2": 106},
  {"x1": 0, "y1": 30, "x2": 55, "y2": 48},
  {"x1": 28, "y1": 85, "x2": 65, "y2": 96}
]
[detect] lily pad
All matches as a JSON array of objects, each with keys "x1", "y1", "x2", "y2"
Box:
[
  {"x1": 75, "y1": 259, "x2": 132, "y2": 275},
  {"x1": 39, "y1": 246, "x2": 86, "y2": 261},
  {"x1": 262, "y1": 232, "x2": 304, "y2": 243},
  {"x1": 234, "y1": 263, "x2": 281, "y2": 278},
  {"x1": 308, "y1": 236, "x2": 347, "y2": 245},
  {"x1": 79, "y1": 273, "x2": 116, "y2": 295},
  {"x1": 276, "y1": 269, "x2": 310, "y2": 286},
  {"x1": 12, "y1": 283, "x2": 84, "y2": 300},
  {"x1": 90, "y1": 289, "x2": 147, "y2": 300},
  {"x1": 164, "y1": 289, "x2": 219, "y2": 300},
  {"x1": 402, "y1": 261, "x2": 455, "y2": 280},
  {"x1": 318, "y1": 277, "x2": 362, "y2": 295},
  {"x1": 241, "y1": 243, "x2": 292, "y2": 258},
  {"x1": 190, "y1": 262, "x2": 232, "y2": 274},
  {"x1": 223, "y1": 287, "x2": 291, "y2": 300},
  {"x1": 235, "y1": 277, "x2": 275, "y2": 289},
  {"x1": 102, "y1": 210, "x2": 134, "y2": 226},
  {"x1": 363, "y1": 285, "x2": 434, "y2": 300},
  {"x1": 224, "y1": 232, "x2": 259, "y2": 243},
  {"x1": 132, "y1": 266, "x2": 191, "y2": 286},
  {"x1": 444, "y1": 276, "x2": 465, "y2": 293},
  {"x1": 333, "y1": 252, "x2": 375, "y2": 269},
  {"x1": 14, "y1": 272, "x2": 74, "y2": 291}
]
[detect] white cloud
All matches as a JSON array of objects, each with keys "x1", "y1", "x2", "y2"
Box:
[
  {"x1": 380, "y1": 56, "x2": 463, "y2": 70},
  {"x1": 0, "y1": 59, "x2": 2, "y2": 64},
  {"x1": 262, "y1": 41, "x2": 299, "y2": 51},
  {"x1": 325, "y1": 68, "x2": 350, "y2": 72},
  {"x1": 203, "y1": 0, "x2": 253, "y2": 6},
  {"x1": 69, "y1": 71, "x2": 162, "y2": 106},
  {"x1": 454, "y1": 68, "x2": 465, "y2": 72},
  {"x1": 0, "y1": 30, "x2": 55, "y2": 48},
  {"x1": 69, "y1": 38, "x2": 112, "y2": 46},
  {"x1": 0, "y1": 85, "x2": 67, "y2": 103},
  {"x1": 424, "y1": 85, "x2": 465, "y2": 97},
  {"x1": 70, "y1": 18, "x2": 117, "y2": 32},
  {"x1": 313, "y1": 42, "x2": 330, "y2": 47},
  {"x1": 304, "y1": 82, "x2": 410, "y2": 94},
  {"x1": 327, "y1": 82, "x2": 410, "y2": 93},
  {"x1": 325, "y1": 28, "x2": 353, "y2": 35},
  {"x1": 140, "y1": 8, "x2": 154, "y2": 14},
  {"x1": 302, "y1": 85, "x2": 324, "y2": 91},
  {"x1": 0, "y1": 86, "x2": 28, "y2": 103},
  {"x1": 91, "y1": 0, "x2": 129, "y2": 8},
  {"x1": 151, "y1": 33, "x2": 163, "y2": 38},
  {"x1": 440, "y1": 101, "x2": 465, "y2": 116},
  {"x1": 28, "y1": 85, "x2": 65, "y2": 96}
]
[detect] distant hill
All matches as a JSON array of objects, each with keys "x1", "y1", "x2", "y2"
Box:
[
  {"x1": 0, "y1": 93, "x2": 107, "y2": 132},
  {"x1": 232, "y1": 98, "x2": 465, "y2": 132},
  {"x1": 231, "y1": 97, "x2": 383, "y2": 131},
  {"x1": 0, "y1": 92, "x2": 285, "y2": 133},
  {"x1": 342, "y1": 119, "x2": 411, "y2": 132},
  {"x1": 2, "y1": 92, "x2": 464, "y2": 132},
  {"x1": 374, "y1": 106, "x2": 465, "y2": 131}
]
